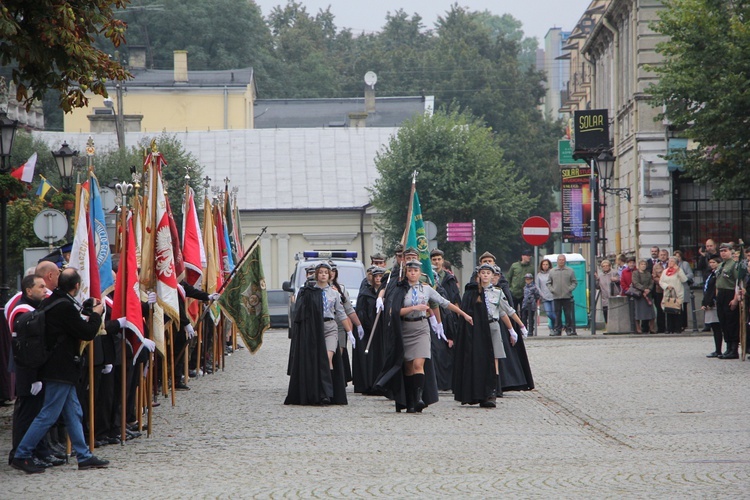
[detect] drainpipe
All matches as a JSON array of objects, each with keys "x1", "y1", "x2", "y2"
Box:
[
  {"x1": 601, "y1": 15, "x2": 622, "y2": 255},
  {"x1": 223, "y1": 86, "x2": 229, "y2": 129}
]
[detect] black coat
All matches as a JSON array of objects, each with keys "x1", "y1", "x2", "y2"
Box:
[
  {"x1": 374, "y1": 279, "x2": 439, "y2": 410},
  {"x1": 39, "y1": 289, "x2": 102, "y2": 385},
  {"x1": 452, "y1": 283, "x2": 496, "y2": 404},
  {"x1": 285, "y1": 282, "x2": 347, "y2": 405}
]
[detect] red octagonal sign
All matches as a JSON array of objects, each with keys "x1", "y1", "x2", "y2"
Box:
[{"x1": 521, "y1": 216, "x2": 551, "y2": 246}]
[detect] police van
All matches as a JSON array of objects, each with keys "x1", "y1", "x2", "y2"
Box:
[{"x1": 282, "y1": 251, "x2": 366, "y2": 331}]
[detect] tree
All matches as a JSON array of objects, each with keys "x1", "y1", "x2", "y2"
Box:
[
  {"x1": 649, "y1": 0, "x2": 750, "y2": 199},
  {"x1": 370, "y1": 109, "x2": 534, "y2": 267},
  {"x1": 0, "y1": 0, "x2": 130, "y2": 111}
]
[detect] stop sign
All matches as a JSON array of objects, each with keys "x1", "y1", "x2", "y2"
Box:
[{"x1": 521, "y1": 216, "x2": 551, "y2": 246}]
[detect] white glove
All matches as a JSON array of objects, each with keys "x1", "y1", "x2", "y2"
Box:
[
  {"x1": 428, "y1": 315, "x2": 439, "y2": 331},
  {"x1": 520, "y1": 326, "x2": 529, "y2": 338},
  {"x1": 209, "y1": 293, "x2": 220, "y2": 301},
  {"x1": 347, "y1": 330, "x2": 356, "y2": 348},
  {"x1": 185, "y1": 324, "x2": 196, "y2": 339},
  {"x1": 30, "y1": 381, "x2": 42, "y2": 396},
  {"x1": 375, "y1": 297, "x2": 384, "y2": 313},
  {"x1": 147, "y1": 292, "x2": 157, "y2": 304},
  {"x1": 436, "y1": 323, "x2": 448, "y2": 342},
  {"x1": 117, "y1": 317, "x2": 127, "y2": 329},
  {"x1": 356, "y1": 325, "x2": 365, "y2": 340},
  {"x1": 101, "y1": 364, "x2": 113, "y2": 374},
  {"x1": 509, "y1": 329, "x2": 518, "y2": 345},
  {"x1": 142, "y1": 338, "x2": 156, "y2": 352}
]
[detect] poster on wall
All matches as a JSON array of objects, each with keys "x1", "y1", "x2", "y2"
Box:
[{"x1": 561, "y1": 165, "x2": 591, "y2": 243}]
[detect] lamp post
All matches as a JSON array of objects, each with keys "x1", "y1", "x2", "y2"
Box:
[{"x1": 0, "y1": 112, "x2": 19, "y2": 305}]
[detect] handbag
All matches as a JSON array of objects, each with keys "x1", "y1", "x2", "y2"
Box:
[
  {"x1": 662, "y1": 288, "x2": 682, "y2": 314},
  {"x1": 625, "y1": 287, "x2": 642, "y2": 298}
]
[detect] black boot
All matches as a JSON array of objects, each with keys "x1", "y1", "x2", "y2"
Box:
[
  {"x1": 413, "y1": 373, "x2": 426, "y2": 413},
  {"x1": 720, "y1": 342, "x2": 739, "y2": 360},
  {"x1": 404, "y1": 376, "x2": 416, "y2": 413}
]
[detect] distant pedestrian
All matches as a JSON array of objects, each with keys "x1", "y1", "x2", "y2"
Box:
[
  {"x1": 547, "y1": 255, "x2": 578, "y2": 336},
  {"x1": 521, "y1": 273, "x2": 540, "y2": 337}
]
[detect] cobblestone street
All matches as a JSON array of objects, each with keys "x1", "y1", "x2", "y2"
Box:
[{"x1": 2, "y1": 330, "x2": 749, "y2": 498}]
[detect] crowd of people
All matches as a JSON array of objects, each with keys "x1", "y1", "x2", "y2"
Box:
[
  {"x1": 1, "y1": 258, "x2": 225, "y2": 474},
  {"x1": 285, "y1": 246, "x2": 535, "y2": 411}
]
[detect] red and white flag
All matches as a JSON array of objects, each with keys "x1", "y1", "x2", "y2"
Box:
[
  {"x1": 10, "y1": 153, "x2": 37, "y2": 183},
  {"x1": 69, "y1": 181, "x2": 101, "y2": 303},
  {"x1": 140, "y1": 153, "x2": 180, "y2": 324},
  {"x1": 113, "y1": 213, "x2": 146, "y2": 362},
  {"x1": 182, "y1": 187, "x2": 205, "y2": 288}
]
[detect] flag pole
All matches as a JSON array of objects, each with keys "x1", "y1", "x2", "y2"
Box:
[{"x1": 365, "y1": 172, "x2": 417, "y2": 354}]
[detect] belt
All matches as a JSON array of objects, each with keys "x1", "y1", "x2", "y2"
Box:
[
  {"x1": 403, "y1": 316, "x2": 425, "y2": 322},
  {"x1": 323, "y1": 318, "x2": 335, "y2": 322}
]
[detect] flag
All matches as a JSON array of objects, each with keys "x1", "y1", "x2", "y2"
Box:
[
  {"x1": 69, "y1": 181, "x2": 102, "y2": 302},
  {"x1": 90, "y1": 175, "x2": 114, "y2": 296},
  {"x1": 165, "y1": 195, "x2": 185, "y2": 283},
  {"x1": 231, "y1": 197, "x2": 244, "y2": 256},
  {"x1": 10, "y1": 152, "x2": 37, "y2": 183},
  {"x1": 140, "y1": 153, "x2": 179, "y2": 324},
  {"x1": 181, "y1": 187, "x2": 205, "y2": 288},
  {"x1": 112, "y1": 213, "x2": 147, "y2": 363},
  {"x1": 403, "y1": 182, "x2": 433, "y2": 285},
  {"x1": 36, "y1": 175, "x2": 56, "y2": 199},
  {"x1": 218, "y1": 243, "x2": 269, "y2": 353},
  {"x1": 203, "y1": 195, "x2": 222, "y2": 321}
]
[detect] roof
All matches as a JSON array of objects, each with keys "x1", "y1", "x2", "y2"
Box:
[
  {"x1": 124, "y1": 67, "x2": 254, "y2": 88},
  {"x1": 34, "y1": 127, "x2": 399, "y2": 211},
  {"x1": 253, "y1": 96, "x2": 431, "y2": 128}
]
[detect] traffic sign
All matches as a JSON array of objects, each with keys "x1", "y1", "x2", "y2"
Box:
[
  {"x1": 446, "y1": 222, "x2": 473, "y2": 242},
  {"x1": 521, "y1": 216, "x2": 551, "y2": 246}
]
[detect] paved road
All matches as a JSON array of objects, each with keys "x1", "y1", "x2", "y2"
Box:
[{"x1": 2, "y1": 330, "x2": 749, "y2": 498}]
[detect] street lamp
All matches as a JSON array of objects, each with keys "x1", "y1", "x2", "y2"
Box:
[
  {"x1": 0, "y1": 111, "x2": 19, "y2": 305},
  {"x1": 597, "y1": 150, "x2": 630, "y2": 202},
  {"x1": 51, "y1": 141, "x2": 79, "y2": 193}
]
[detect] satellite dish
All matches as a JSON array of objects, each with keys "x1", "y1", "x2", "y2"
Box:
[
  {"x1": 99, "y1": 186, "x2": 116, "y2": 213},
  {"x1": 33, "y1": 209, "x2": 68, "y2": 245},
  {"x1": 364, "y1": 71, "x2": 377, "y2": 88}
]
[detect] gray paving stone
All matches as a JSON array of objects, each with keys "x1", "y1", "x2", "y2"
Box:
[{"x1": 1, "y1": 330, "x2": 749, "y2": 497}]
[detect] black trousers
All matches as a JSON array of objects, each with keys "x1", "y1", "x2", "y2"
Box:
[
  {"x1": 553, "y1": 298, "x2": 575, "y2": 333},
  {"x1": 716, "y1": 289, "x2": 739, "y2": 343}
]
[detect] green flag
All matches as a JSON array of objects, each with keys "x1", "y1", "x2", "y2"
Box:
[
  {"x1": 405, "y1": 190, "x2": 434, "y2": 285},
  {"x1": 217, "y1": 244, "x2": 270, "y2": 353}
]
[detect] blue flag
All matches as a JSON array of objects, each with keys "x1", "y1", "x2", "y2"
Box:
[{"x1": 90, "y1": 175, "x2": 114, "y2": 296}]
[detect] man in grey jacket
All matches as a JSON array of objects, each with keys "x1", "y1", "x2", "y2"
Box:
[{"x1": 547, "y1": 255, "x2": 578, "y2": 336}]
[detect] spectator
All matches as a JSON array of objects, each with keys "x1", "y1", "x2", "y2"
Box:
[
  {"x1": 652, "y1": 262, "x2": 666, "y2": 333},
  {"x1": 547, "y1": 255, "x2": 578, "y2": 336},
  {"x1": 702, "y1": 256, "x2": 723, "y2": 357},
  {"x1": 11, "y1": 268, "x2": 111, "y2": 474},
  {"x1": 596, "y1": 259, "x2": 619, "y2": 324},
  {"x1": 521, "y1": 273, "x2": 541, "y2": 337},
  {"x1": 659, "y1": 257, "x2": 688, "y2": 334},
  {"x1": 535, "y1": 259, "x2": 556, "y2": 329},
  {"x1": 673, "y1": 250, "x2": 695, "y2": 331},
  {"x1": 631, "y1": 259, "x2": 656, "y2": 334},
  {"x1": 506, "y1": 249, "x2": 534, "y2": 313}
]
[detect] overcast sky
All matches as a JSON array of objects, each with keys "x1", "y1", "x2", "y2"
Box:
[{"x1": 253, "y1": 0, "x2": 593, "y2": 42}]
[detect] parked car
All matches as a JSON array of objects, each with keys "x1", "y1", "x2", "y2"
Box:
[
  {"x1": 266, "y1": 290, "x2": 289, "y2": 329},
  {"x1": 282, "y1": 251, "x2": 366, "y2": 331}
]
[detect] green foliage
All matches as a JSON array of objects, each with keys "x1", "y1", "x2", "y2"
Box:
[
  {"x1": 649, "y1": 0, "x2": 750, "y2": 198},
  {"x1": 93, "y1": 132, "x2": 204, "y2": 224},
  {"x1": 370, "y1": 109, "x2": 534, "y2": 267},
  {"x1": 6, "y1": 197, "x2": 46, "y2": 283},
  {"x1": 0, "y1": 0, "x2": 131, "y2": 111}
]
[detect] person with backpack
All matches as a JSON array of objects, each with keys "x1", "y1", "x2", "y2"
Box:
[
  {"x1": 7, "y1": 275, "x2": 65, "y2": 469},
  {"x1": 11, "y1": 268, "x2": 111, "y2": 474}
]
